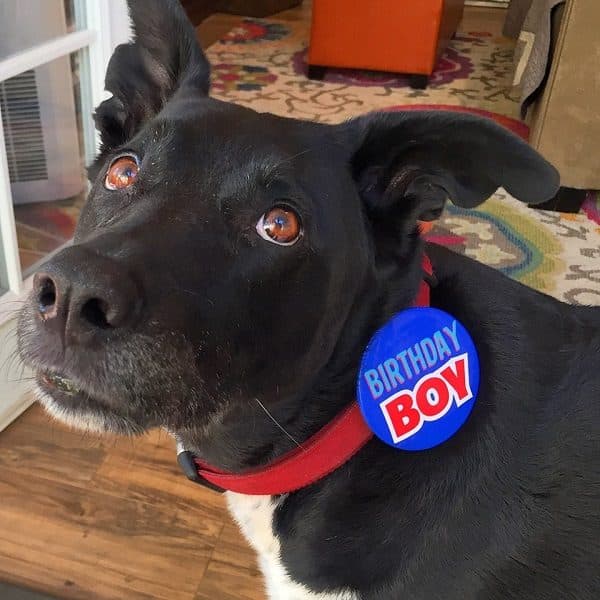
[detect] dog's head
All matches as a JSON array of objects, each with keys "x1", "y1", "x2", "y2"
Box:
[{"x1": 18, "y1": 0, "x2": 558, "y2": 455}]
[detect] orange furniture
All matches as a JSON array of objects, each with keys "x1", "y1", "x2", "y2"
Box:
[{"x1": 308, "y1": 0, "x2": 465, "y2": 88}]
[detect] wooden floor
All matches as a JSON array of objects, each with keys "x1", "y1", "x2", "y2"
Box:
[
  {"x1": 0, "y1": 3, "x2": 508, "y2": 599},
  {"x1": 0, "y1": 404, "x2": 264, "y2": 600}
]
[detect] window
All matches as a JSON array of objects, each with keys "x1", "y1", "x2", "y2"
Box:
[{"x1": 0, "y1": 0, "x2": 129, "y2": 319}]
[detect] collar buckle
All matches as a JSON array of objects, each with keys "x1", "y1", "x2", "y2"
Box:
[{"x1": 177, "y1": 450, "x2": 225, "y2": 493}]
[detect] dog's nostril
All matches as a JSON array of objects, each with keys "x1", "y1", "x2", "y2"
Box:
[
  {"x1": 37, "y1": 277, "x2": 57, "y2": 318},
  {"x1": 80, "y1": 298, "x2": 112, "y2": 329}
]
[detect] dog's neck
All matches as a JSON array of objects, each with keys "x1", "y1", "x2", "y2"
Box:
[{"x1": 176, "y1": 241, "x2": 425, "y2": 473}]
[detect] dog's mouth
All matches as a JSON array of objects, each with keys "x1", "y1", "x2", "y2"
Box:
[
  {"x1": 39, "y1": 371, "x2": 82, "y2": 396},
  {"x1": 33, "y1": 369, "x2": 146, "y2": 435},
  {"x1": 36, "y1": 368, "x2": 108, "y2": 415}
]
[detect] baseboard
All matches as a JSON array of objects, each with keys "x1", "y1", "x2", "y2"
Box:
[
  {"x1": 0, "y1": 393, "x2": 34, "y2": 433},
  {"x1": 0, "y1": 317, "x2": 34, "y2": 433}
]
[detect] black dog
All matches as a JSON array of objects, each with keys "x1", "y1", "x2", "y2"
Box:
[{"x1": 18, "y1": 1, "x2": 599, "y2": 598}]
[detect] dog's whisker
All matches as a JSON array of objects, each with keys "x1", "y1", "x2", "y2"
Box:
[
  {"x1": 174, "y1": 286, "x2": 204, "y2": 298},
  {"x1": 5, "y1": 376, "x2": 36, "y2": 383},
  {"x1": 0, "y1": 349, "x2": 24, "y2": 379},
  {"x1": 270, "y1": 149, "x2": 311, "y2": 170},
  {"x1": 254, "y1": 398, "x2": 303, "y2": 450}
]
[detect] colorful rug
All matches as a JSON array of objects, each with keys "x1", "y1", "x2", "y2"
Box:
[
  {"x1": 205, "y1": 16, "x2": 600, "y2": 305},
  {"x1": 211, "y1": 20, "x2": 522, "y2": 120},
  {"x1": 15, "y1": 13, "x2": 600, "y2": 304},
  {"x1": 14, "y1": 192, "x2": 84, "y2": 273}
]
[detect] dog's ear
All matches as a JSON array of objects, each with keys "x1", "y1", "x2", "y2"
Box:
[
  {"x1": 342, "y1": 111, "x2": 560, "y2": 234},
  {"x1": 93, "y1": 0, "x2": 210, "y2": 154}
]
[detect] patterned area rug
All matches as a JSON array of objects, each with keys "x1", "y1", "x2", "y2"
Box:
[
  {"x1": 14, "y1": 193, "x2": 84, "y2": 273},
  {"x1": 14, "y1": 14, "x2": 600, "y2": 303},
  {"x1": 212, "y1": 20, "x2": 521, "y2": 119},
  {"x1": 206, "y1": 17, "x2": 600, "y2": 304}
]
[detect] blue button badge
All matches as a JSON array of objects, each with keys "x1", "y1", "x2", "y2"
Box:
[{"x1": 357, "y1": 308, "x2": 479, "y2": 451}]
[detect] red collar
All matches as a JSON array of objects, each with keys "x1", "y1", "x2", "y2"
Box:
[{"x1": 177, "y1": 254, "x2": 434, "y2": 496}]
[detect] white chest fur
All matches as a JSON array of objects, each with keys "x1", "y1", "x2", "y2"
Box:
[{"x1": 226, "y1": 492, "x2": 360, "y2": 600}]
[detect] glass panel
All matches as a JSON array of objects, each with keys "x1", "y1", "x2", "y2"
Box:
[
  {"x1": 2, "y1": 49, "x2": 92, "y2": 276},
  {"x1": 0, "y1": 0, "x2": 85, "y2": 61},
  {"x1": 0, "y1": 261, "x2": 8, "y2": 297}
]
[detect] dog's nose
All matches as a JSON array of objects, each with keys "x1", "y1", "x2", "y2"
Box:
[{"x1": 33, "y1": 245, "x2": 140, "y2": 344}]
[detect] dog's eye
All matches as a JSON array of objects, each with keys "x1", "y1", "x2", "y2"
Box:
[
  {"x1": 257, "y1": 206, "x2": 302, "y2": 246},
  {"x1": 105, "y1": 155, "x2": 139, "y2": 190}
]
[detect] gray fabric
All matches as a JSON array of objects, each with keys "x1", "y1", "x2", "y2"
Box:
[
  {"x1": 510, "y1": 0, "x2": 566, "y2": 116},
  {"x1": 0, "y1": 582, "x2": 61, "y2": 600},
  {"x1": 504, "y1": 0, "x2": 534, "y2": 38}
]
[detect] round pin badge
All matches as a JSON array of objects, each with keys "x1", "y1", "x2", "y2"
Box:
[{"x1": 357, "y1": 307, "x2": 479, "y2": 451}]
